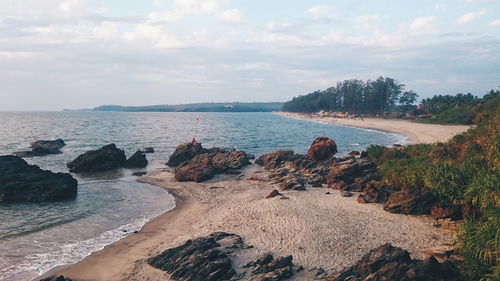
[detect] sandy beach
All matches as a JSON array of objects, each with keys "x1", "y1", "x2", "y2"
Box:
[
  {"x1": 278, "y1": 112, "x2": 470, "y2": 144},
  {"x1": 45, "y1": 164, "x2": 455, "y2": 281}
]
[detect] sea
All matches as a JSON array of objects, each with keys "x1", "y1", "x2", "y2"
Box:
[{"x1": 0, "y1": 112, "x2": 405, "y2": 281}]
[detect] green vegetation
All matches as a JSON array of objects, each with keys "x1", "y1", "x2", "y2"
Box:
[
  {"x1": 367, "y1": 91, "x2": 500, "y2": 280},
  {"x1": 418, "y1": 90, "x2": 499, "y2": 125},
  {"x1": 282, "y1": 77, "x2": 418, "y2": 114}
]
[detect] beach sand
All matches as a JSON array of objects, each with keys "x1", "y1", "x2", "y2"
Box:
[
  {"x1": 42, "y1": 114, "x2": 469, "y2": 281},
  {"x1": 278, "y1": 112, "x2": 470, "y2": 144},
  {"x1": 46, "y1": 165, "x2": 455, "y2": 281}
]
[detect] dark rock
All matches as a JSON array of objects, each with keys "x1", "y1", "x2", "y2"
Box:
[
  {"x1": 132, "y1": 171, "x2": 147, "y2": 177},
  {"x1": 39, "y1": 275, "x2": 73, "y2": 281},
  {"x1": 326, "y1": 243, "x2": 462, "y2": 281},
  {"x1": 430, "y1": 204, "x2": 463, "y2": 221},
  {"x1": 141, "y1": 147, "x2": 155, "y2": 153},
  {"x1": 148, "y1": 232, "x2": 242, "y2": 281},
  {"x1": 175, "y1": 154, "x2": 215, "y2": 182},
  {"x1": 244, "y1": 254, "x2": 294, "y2": 281},
  {"x1": 256, "y1": 150, "x2": 295, "y2": 170},
  {"x1": 225, "y1": 169, "x2": 241, "y2": 175},
  {"x1": 174, "y1": 148, "x2": 250, "y2": 182},
  {"x1": 67, "y1": 144, "x2": 126, "y2": 173},
  {"x1": 383, "y1": 188, "x2": 436, "y2": 215},
  {"x1": 341, "y1": 191, "x2": 353, "y2": 197},
  {"x1": 14, "y1": 139, "x2": 66, "y2": 157},
  {"x1": 0, "y1": 155, "x2": 77, "y2": 203},
  {"x1": 326, "y1": 158, "x2": 377, "y2": 192},
  {"x1": 360, "y1": 151, "x2": 368, "y2": 158},
  {"x1": 167, "y1": 142, "x2": 207, "y2": 166},
  {"x1": 266, "y1": 190, "x2": 283, "y2": 199},
  {"x1": 348, "y1": 151, "x2": 360, "y2": 156},
  {"x1": 279, "y1": 176, "x2": 305, "y2": 191},
  {"x1": 247, "y1": 153, "x2": 256, "y2": 159},
  {"x1": 124, "y1": 150, "x2": 148, "y2": 168},
  {"x1": 357, "y1": 183, "x2": 390, "y2": 204},
  {"x1": 307, "y1": 137, "x2": 337, "y2": 160}
]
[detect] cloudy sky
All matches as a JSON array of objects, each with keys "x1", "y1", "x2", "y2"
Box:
[{"x1": 1, "y1": 0, "x2": 499, "y2": 110}]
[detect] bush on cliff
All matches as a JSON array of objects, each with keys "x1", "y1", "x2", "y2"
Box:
[{"x1": 366, "y1": 92, "x2": 499, "y2": 280}]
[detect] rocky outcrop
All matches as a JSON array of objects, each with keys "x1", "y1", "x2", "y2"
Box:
[
  {"x1": 255, "y1": 150, "x2": 295, "y2": 170},
  {"x1": 148, "y1": 232, "x2": 240, "y2": 281},
  {"x1": 67, "y1": 144, "x2": 126, "y2": 173},
  {"x1": 357, "y1": 183, "x2": 391, "y2": 204},
  {"x1": 174, "y1": 147, "x2": 250, "y2": 182},
  {"x1": 326, "y1": 157, "x2": 377, "y2": 192},
  {"x1": 148, "y1": 232, "x2": 299, "y2": 281},
  {"x1": 244, "y1": 254, "x2": 294, "y2": 280},
  {"x1": 175, "y1": 154, "x2": 215, "y2": 182},
  {"x1": 14, "y1": 139, "x2": 66, "y2": 157},
  {"x1": 167, "y1": 142, "x2": 206, "y2": 166},
  {"x1": 266, "y1": 190, "x2": 283, "y2": 199},
  {"x1": 39, "y1": 276, "x2": 73, "y2": 281},
  {"x1": 307, "y1": 137, "x2": 337, "y2": 160},
  {"x1": 327, "y1": 243, "x2": 462, "y2": 281},
  {"x1": 383, "y1": 188, "x2": 436, "y2": 215},
  {"x1": 0, "y1": 155, "x2": 77, "y2": 202},
  {"x1": 430, "y1": 204, "x2": 463, "y2": 221},
  {"x1": 124, "y1": 150, "x2": 148, "y2": 168}
]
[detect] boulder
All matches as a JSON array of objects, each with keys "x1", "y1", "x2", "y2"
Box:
[
  {"x1": 307, "y1": 137, "x2": 337, "y2": 160},
  {"x1": 167, "y1": 142, "x2": 206, "y2": 166},
  {"x1": 175, "y1": 154, "x2": 215, "y2": 182},
  {"x1": 148, "y1": 232, "x2": 241, "y2": 281},
  {"x1": 256, "y1": 150, "x2": 295, "y2": 170},
  {"x1": 326, "y1": 243, "x2": 462, "y2": 281},
  {"x1": 326, "y1": 158, "x2": 377, "y2": 192},
  {"x1": 357, "y1": 183, "x2": 390, "y2": 204},
  {"x1": 14, "y1": 139, "x2": 66, "y2": 157},
  {"x1": 141, "y1": 147, "x2": 155, "y2": 153},
  {"x1": 174, "y1": 148, "x2": 250, "y2": 182},
  {"x1": 124, "y1": 150, "x2": 148, "y2": 168},
  {"x1": 67, "y1": 144, "x2": 126, "y2": 173},
  {"x1": 39, "y1": 276, "x2": 73, "y2": 281},
  {"x1": 430, "y1": 204, "x2": 463, "y2": 221},
  {"x1": 348, "y1": 150, "x2": 360, "y2": 156},
  {"x1": 341, "y1": 191, "x2": 353, "y2": 197},
  {"x1": 0, "y1": 155, "x2": 77, "y2": 202},
  {"x1": 383, "y1": 188, "x2": 436, "y2": 215},
  {"x1": 266, "y1": 190, "x2": 283, "y2": 199},
  {"x1": 244, "y1": 254, "x2": 294, "y2": 280}
]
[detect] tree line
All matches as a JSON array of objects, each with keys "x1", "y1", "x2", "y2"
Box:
[{"x1": 282, "y1": 77, "x2": 418, "y2": 114}]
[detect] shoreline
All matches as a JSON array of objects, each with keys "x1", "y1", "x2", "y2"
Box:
[
  {"x1": 44, "y1": 165, "x2": 456, "y2": 281},
  {"x1": 277, "y1": 112, "x2": 470, "y2": 144}
]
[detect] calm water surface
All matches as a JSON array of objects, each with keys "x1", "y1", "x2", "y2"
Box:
[{"x1": 0, "y1": 112, "x2": 404, "y2": 280}]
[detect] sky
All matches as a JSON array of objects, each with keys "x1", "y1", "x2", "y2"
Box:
[{"x1": 0, "y1": 0, "x2": 499, "y2": 110}]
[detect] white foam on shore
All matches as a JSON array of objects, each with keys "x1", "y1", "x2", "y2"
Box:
[{"x1": 0, "y1": 198, "x2": 175, "y2": 281}]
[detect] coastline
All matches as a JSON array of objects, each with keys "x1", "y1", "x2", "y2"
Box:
[
  {"x1": 45, "y1": 165, "x2": 456, "y2": 280},
  {"x1": 277, "y1": 112, "x2": 470, "y2": 144}
]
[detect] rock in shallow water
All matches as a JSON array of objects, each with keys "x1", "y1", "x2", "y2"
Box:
[
  {"x1": 14, "y1": 139, "x2": 66, "y2": 157},
  {"x1": 67, "y1": 143, "x2": 126, "y2": 173},
  {"x1": 39, "y1": 275, "x2": 73, "y2": 281},
  {"x1": 124, "y1": 150, "x2": 148, "y2": 168},
  {"x1": 0, "y1": 155, "x2": 77, "y2": 203},
  {"x1": 307, "y1": 136, "x2": 337, "y2": 160}
]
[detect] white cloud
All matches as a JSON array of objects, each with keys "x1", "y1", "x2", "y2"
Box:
[
  {"x1": 434, "y1": 3, "x2": 447, "y2": 10},
  {"x1": 409, "y1": 16, "x2": 437, "y2": 31},
  {"x1": 354, "y1": 14, "x2": 380, "y2": 29},
  {"x1": 490, "y1": 19, "x2": 500, "y2": 26},
  {"x1": 308, "y1": 5, "x2": 337, "y2": 23},
  {"x1": 455, "y1": 9, "x2": 487, "y2": 24},
  {"x1": 220, "y1": 8, "x2": 241, "y2": 22}
]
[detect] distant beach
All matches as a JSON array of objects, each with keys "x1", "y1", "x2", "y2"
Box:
[{"x1": 278, "y1": 112, "x2": 470, "y2": 144}]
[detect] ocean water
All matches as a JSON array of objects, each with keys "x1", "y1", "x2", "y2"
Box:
[{"x1": 0, "y1": 112, "x2": 404, "y2": 281}]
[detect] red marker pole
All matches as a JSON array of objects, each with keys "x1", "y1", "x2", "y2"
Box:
[{"x1": 192, "y1": 116, "x2": 200, "y2": 143}]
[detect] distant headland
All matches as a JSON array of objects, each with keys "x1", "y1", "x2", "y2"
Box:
[{"x1": 64, "y1": 102, "x2": 283, "y2": 112}]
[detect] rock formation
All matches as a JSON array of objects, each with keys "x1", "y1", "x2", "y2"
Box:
[
  {"x1": 0, "y1": 155, "x2": 77, "y2": 202},
  {"x1": 67, "y1": 144, "x2": 126, "y2": 173},
  {"x1": 166, "y1": 142, "x2": 206, "y2": 166},
  {"x1": 124, "y1": 150, "x2": 148, "y2": 168},
  {"x1": 383, "y1": 187, "x2": 436, "y2": 215},
  {"x1": 39, "y1": 276, "x2": 73, "y2": 281},
  {"x1": 306, "y1": 137, "x2": 337, "y2": 160},
  {"x1": 14, "y1": 139, "x2": 66, "y2": 157},
  {"x1": 326, "y1": 243, "x2": 462, "y2": 281}
]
